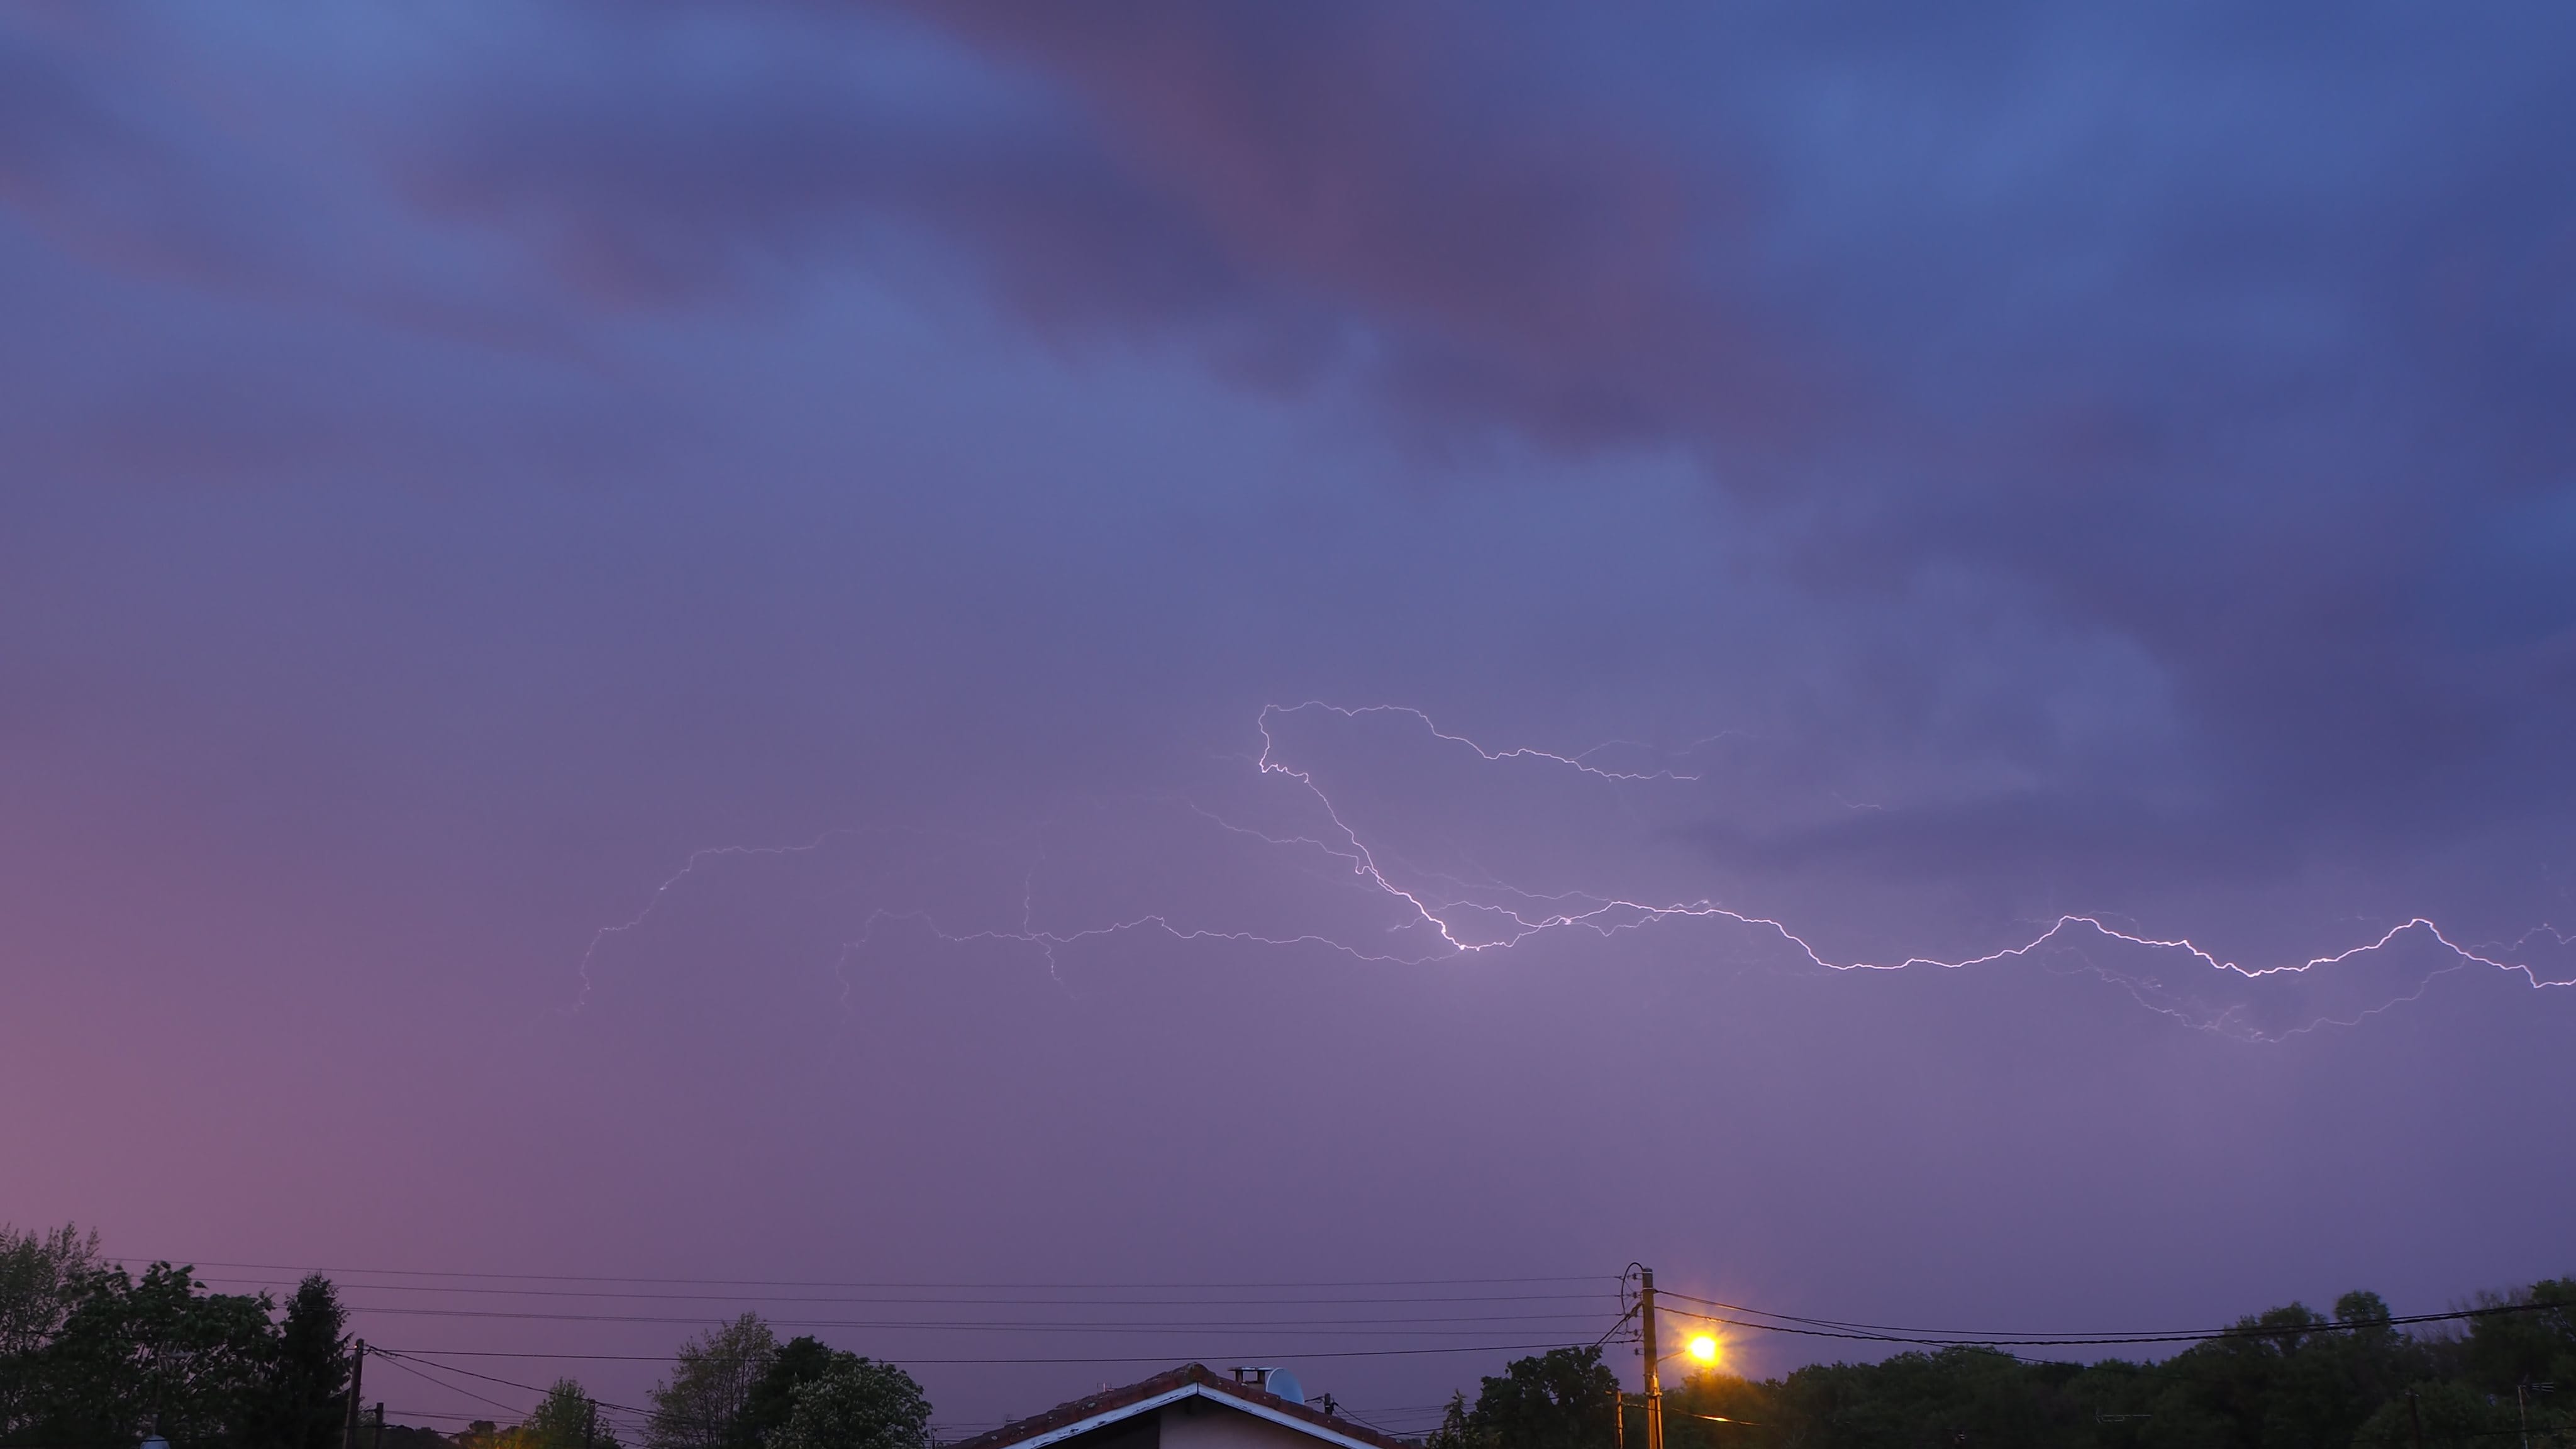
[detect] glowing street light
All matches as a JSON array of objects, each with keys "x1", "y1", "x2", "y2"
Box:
[{"x1": 1687, "y1": 1335, "x2": 1721, "y2": 1366}]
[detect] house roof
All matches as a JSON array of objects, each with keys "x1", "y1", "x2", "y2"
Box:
[{"x1": 948, "y1": 1363, "x2": 1417, "y2": 1449}]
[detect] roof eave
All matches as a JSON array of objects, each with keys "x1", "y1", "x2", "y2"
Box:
[{"x1": 989, "y1": 1380, "x2": 1396, "y2": 1449}]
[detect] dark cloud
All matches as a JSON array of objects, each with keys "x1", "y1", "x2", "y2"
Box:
[
  {"x1": 384, "y1": 4, "x2": 1804, "y2": 443},
  {"x1": 3, "y1": 1, "x2": 2566, "y2": 938},
  {"x1": 342, "y1": 3, "x2": 2576, "y2": 867},
  {"x1": 0, "y1": 11, "x2": 248, "y2": 280}
]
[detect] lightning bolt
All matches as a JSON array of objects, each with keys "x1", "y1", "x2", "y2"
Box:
[
  {"x1": 567, "y1": 833, "x2": 852, "y2": 1013},
  {"x1": 1260, "y1": 701, "x2": 1709, "y2": 784},
  {"x1": 581, "y1": 704, "x2": 2572, "y2": 1042}
]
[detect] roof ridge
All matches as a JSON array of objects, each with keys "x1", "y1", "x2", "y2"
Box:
[{"x1": 945, "y1": 1362, "x2": 1416, "y2": 1449}]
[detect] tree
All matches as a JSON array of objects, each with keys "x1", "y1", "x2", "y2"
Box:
[
  {"x1": 2351, "y1": 1382, "x2": 2516, "y2": 1449},
  {"x1": 1662, "y1": 1366, "x2": 1774, "y2": 1449},
  {"x1": 248, "y1": 1275, "x2": 351, "y2": 1449},
  {"x1": 746, "y1": 1337, "x2": 842, "y2": 1446},
  {"x1": 1772, "y1": 1346, "x2": 2070, "y2": 1449},
  {"x1": 2463, "y1": 1278, "x2": 2576, "y2": 1396},
  {"x1": 0, "y1": 1226, "x2": 100, "y2": 1359},
  {"x1": 769, "y1": 1357, "x2": 930, "y2": 1449},
  {"x1": 1425, "y1": 1392, "x2": 1494, "y2": 1449},
  {"x1": 648, "y1": 1314, "x2": 779, "y2": 1449},
  {"x1": 28, "y1": 1262, "x2": 279, "y2": 1449},
  {"x1": 1433, "y1": 1347, "x2": 1618, "y2": 1449},
  {"x1": 0, "y1": 1224, "x2": 101, "y2": 1437},
  {"x1": 525, "y1": 1377, "x2": 624, "y2": 1449}
]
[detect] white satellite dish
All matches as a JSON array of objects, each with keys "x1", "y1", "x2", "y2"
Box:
[{"x1": 1266, "y1": 1367, "x2": 1304, "y2": 1405}]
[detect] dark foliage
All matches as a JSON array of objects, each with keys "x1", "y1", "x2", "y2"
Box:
[
  {"x1": 1460, "y1": 1279, "x2": 2576, "y2": 1449},
  {"x1": 1430, "y1": 1346, "x2": 1621, "y2": 1449},
  {"x1": 765, "y1": 1353, "x2": 928, "y2": 1449},
  {"x1": 11, "y1": 1262, "x2": 280, "y2": 1449},
  {"x1": 743, "y1": 1337, "x2": 839, "y2": 1448},
  {"x1": 249, "y1": 1276, "x2": 352, "y2": 1449},
  {"x1": 0, "y1": 1237, "x2": 362, "y2": 1449},
  {"x1": 0, "y1": 1226, "x2": 101, "y2": 1439}
]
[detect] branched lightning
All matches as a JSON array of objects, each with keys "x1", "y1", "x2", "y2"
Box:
[
  {"x1": 1263, "y1": 701, "x2": 1709, "y2": 784},
  {"x1": 847, "y1": 908, "x2": 1435, "y2": 970},
  {"x1": 567, "y1": 833, "x2": 850, "y2": 1013},
  {"x1": 582, "y1": 703, "x2": 2572, "y2": 1042}
]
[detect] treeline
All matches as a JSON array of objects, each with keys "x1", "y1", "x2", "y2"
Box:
[
  {"x1": 1433, "y1": 1280, "x2": 2576, "y2": 1449},
  {"x1": 382, "y1": 1314, "x2": 928, "y2": 1449},
  {"x1": 1, "y1": 1226, "x2": 350, "y2": 1449},
  {"x1": 1, "y1": 1227, "x2": 932, "y2": 1449},
  {"x1": 19, "y1": 1218, "x2": 2570, "y2": 1449},
  {"x1": 624, "y1": 1313, "x2": 928, "y2": 1449}
]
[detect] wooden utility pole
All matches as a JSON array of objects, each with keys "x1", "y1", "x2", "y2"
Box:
[
  {"x1": 342, "y1": 1340, "x2": 367, "y2": 1449},
  {"x1": 1639, "y1": 1270, "x2": 1663, "y2": 1449}
]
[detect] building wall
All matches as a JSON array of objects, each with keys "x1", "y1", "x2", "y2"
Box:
[{"x1": 1159, "y1": 1399, "x2": 1337, "y2": 1449}]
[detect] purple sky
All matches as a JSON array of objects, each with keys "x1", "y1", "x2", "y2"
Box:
[{"x1": 5, "y1": 3, "x2": 2574, "y2": 1437}]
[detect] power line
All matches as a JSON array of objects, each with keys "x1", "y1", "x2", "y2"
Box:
[
  {"x1": 386, "y1": 1340, "x2": 1609, "y2": 1366},
  {"x1": 1652, "y1": 1289, "x2": 2570, "y2": 1350},
  {"x1": 382, "y1": 1406, "x2": 649, "y2": 1432},
  {"x1": 368, "y1": 1340, "x2": 706, "y2": 1351},
  {"x1": 370, "y1": 1352, "x2": 658, "y2": 1441},
  {"x1": 129, "y1": 1252, "x2": 2566, "y2": 1364},
  {"x1": 139, "y1": 1259, "x2": 1607, "y2": 1291},
  {"x1": 372, "y1": 1349, "x2": 657, "y2": 1420},
  {"x1": 1657, "y1": 1287, "x2": 2227, "y2": 1342},
  {"x1": 368, "y1": 1350, "x2": 543, "y2": 1421},
  {"x1": 184, "y1": 1276, "x2": 1616, "y2": 1308},
  {"x1": 386, "y1": 1407, "x2": 617, "y2": 1426},
  {"x1": 328, "y1": 1307, "x2": 1618, "y2": 1335}
]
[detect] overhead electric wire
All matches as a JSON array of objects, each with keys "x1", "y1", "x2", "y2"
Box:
[
  {"x1": 1652, "y1": 1288, "x2": 2570, "y2": 1350},
  {"x1": 1318, "y1": 1401, "x2": 1407, "y2": 1436},
  {"x1": 1341, "y1": 1402, "x2": 1462, "y2": 1433},
  {"x1": 186, "y1": 1275, "x2": 1616, "y2": 1309},
  {"x1": 372, "y1": 1348, "x2": 657, "y2": 1420},
  {"x1": 387, "y1": 1340, "x2": 1617, "y2": 1365},
  {"x1": 368, "y1": 1350, "x2": 547, "y2": 1421},
  {"x1": 1658, "y1": 1287, "x2": 2222, "y2": 1342},
  {"x1": 131, "y1": 1252, "x2": 2563, "y2": 1367},
  {"x1": 143, "y1": 1258, "x2": 1607, "y2": 1291},
  {"x1": 335, "y1": 1306, "x2": 1616, "y2": 1335},
  {"x1": 185, "y1": 1282, "x2": 1619, "y2": 1329},
  {"x1": 384, "y1": 1407, "x2": 540, "y2": 1423},
  {"x1": 370, "y1": 1350, "x2": 658, "y2": 1441},
  {"x1": 384, "y1": 1407, "x2": 656, "y2": 1431},
  {"x1": 1588, "y1": 1301, "x2": 1640, "y2": 1351}
]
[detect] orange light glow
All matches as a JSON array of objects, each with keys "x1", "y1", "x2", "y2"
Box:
[{"x1": 1687, "y1": 1334, "x2": 1721, "y2": 1365}]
